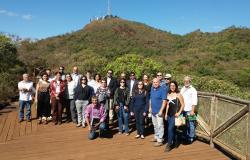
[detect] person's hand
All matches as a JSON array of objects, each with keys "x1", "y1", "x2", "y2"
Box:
[
  {"x1": 143, "y1": 112, "x2": 146, "y2": 116},
  {"x1": 190, "y1": 110, "x2": 195, "y2": 116},
  {"x1": 158, "y1": 111, "x2": 163, "y2": 117},
  {"x1": 130, "y1": 112, "x2": 134, "y2": 116},
  {"x1": 165, "y1": 114, "x2": 168, "y2": 120},
  {"x1": 149, "y1": 107, "x2": 152, "y2": 113},
  {"x1": 88, "y1": 126, "x2": 91, "y2": 131},
  {"x1": 175, "y1": 112, "x2": 180, "y2": 118}
]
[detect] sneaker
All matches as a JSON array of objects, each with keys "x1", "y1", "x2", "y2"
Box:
[
  {"x1": 135, "y1": 135, "x2": 140, "y2": 138},
  {"x1": 140, "y1": 135, "x2": 145, "y2": 139},
  {"x1": 125, "y1": 133, "x2": 129, "y2": 136},
  {"x1": 118, "y1": 131, "x2": 122, "y2": 135},
  {"x1": 154, "y1": 142, "x2": 163, "y2": 147},
  {"x1": 164, "y1": 144, "x2": 173, "y2": 152},
  {"x1": 82, "y1": 124, "x2": 86, "y2": 128},
  {"x1": 76, "y1": 123, "x2": 81, "y2": 127},
  {"x1": 150, "y1": 138, "x2": 157, "y2": 142}
]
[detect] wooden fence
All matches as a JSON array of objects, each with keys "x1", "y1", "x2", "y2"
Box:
[{"x1": 196, "y1": 92, "x2": 250, "y2": 160}]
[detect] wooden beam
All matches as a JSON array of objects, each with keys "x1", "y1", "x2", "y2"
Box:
[
  {"x1": 247, "y1": 104, "x2": 250, "y2": 160},
  {"x1": 212, "y1": 106, "x2": 248, "y2": 138},
  {"x1": 209, "y1": 96, "x2": 216, "y2": 148}
]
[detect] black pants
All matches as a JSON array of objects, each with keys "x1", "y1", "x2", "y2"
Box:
[
  {"x1": 134, "y1": 108, "x2": 145, "y2": 135},
  {"x1": 37, "y1": 92, "x2": 50, "y2": 118}
]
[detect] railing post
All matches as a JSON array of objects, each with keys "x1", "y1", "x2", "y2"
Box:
[
  {"x1": 209, "y1": 95, "x2": 217, "y2": 148},
  {"x1": 247, "y1": 103, "x2": 250, "y2": 160}
]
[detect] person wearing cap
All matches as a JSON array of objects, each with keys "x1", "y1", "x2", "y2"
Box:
[
  {"x1": 180, "y1": 76, "x2": 198, "y2": 144},
  {"x1": 164, "y1": 73, "x2": 172, "y2": 93}
]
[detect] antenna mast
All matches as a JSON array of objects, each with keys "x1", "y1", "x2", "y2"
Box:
[{"x1": 107, "y1": 0, "x2": 112, "y2": 16}]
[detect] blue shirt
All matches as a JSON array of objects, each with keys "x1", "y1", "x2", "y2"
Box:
[{"x1": 150, "y1": 86, "x2": 167, "y2": 115}]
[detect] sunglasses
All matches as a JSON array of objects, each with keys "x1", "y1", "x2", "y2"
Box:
[
  {"x1": 81, "y1": 79, "x2": 87, "y2": 80},
  {"x1": 157, "y1": 75, "x2": 162, "y2": 76}
]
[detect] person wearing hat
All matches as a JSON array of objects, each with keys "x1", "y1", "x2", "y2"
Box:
[{"x1": 164, "y1": 73, "x2": 172, "y2": 92}]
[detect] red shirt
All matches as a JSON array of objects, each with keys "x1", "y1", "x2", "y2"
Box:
[{"x1": 50, "y1": 79, "x2": 65, "y2": 98}]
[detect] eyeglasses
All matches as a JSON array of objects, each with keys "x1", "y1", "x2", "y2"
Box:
[
  {"x1": 165, "y1": 78, "x2": 171, "y2": 80},
  {"x1": 157, "y1": 75, "x2": 162, "y2": 76}
]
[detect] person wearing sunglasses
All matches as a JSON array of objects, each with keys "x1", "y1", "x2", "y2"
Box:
[
  {"x1": 74, "y1": 76, "x2": 93, "y2": 127},
  {"x1": 114, "y1": 78, "x2": 130, "y2": 135}
]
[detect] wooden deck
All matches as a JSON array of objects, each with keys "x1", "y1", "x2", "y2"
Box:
[{"x1": 0, "y1": 103, "x2": 230, "y2": 160}]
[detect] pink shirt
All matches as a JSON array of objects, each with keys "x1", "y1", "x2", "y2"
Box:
[{"x1": 85, "y1": 104, "x2": 106, "y2": 122}]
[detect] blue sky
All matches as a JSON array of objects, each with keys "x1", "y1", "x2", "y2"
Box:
[{"x1": 0, "y1": 0, "x2": 249, "y2": 39}]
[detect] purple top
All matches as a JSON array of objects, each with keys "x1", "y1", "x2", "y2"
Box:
[{"x1": 85, "y1": 104, "x2": 106, "y2": 123}]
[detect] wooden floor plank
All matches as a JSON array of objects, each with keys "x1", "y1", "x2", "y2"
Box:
[
  {"x1": 6, "y1": 111, "x2": 18, "y2": 141},
  {"x1": 0, "y1": 114, "x2": 8, "y2": 136},
  {"x1": 0, "y1": 112, "x2": 13, "y2": 143}
]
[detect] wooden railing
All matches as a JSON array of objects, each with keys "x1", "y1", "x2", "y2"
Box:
[{"x1": 196, "y1": 92, "x2": 250, "y2": 160}]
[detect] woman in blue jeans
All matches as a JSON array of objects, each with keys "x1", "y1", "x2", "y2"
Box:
[
  {"x1": 164, "y1": 80, "x2": 184, "y2": 152},
  {"x1": 114, "y1": 78, "x2": 130, "y2": 135},
  {"x1": 130, "y1": 81, "x2": 149, "y2": 139}
]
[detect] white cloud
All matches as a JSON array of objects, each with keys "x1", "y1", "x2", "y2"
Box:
[{"x1": 0, "y1": 9, "x2": 33, "y2": 20}]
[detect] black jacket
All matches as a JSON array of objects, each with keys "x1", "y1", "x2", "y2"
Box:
[{"x1": 105, "y1": 77, "x2": 118, "y2": 98}]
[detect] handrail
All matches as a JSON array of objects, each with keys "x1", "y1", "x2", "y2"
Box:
[{"x1": 197, "y1": 92, "x2": 250, "y2": 160}]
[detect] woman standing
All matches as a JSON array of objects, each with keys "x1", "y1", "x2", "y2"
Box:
[
  {"x1": 93, "y1": 73, "x2": 102, "y2": 94},
  {"x1": 64, "y1": 73, "x2": 77, "y2": 123},
  {"x1": 35, "y1": 72, "x2": 50, "y2": 124},
  {"x1": 164, "y1": 80, "x2": 184, "y2": 152},
  {"x1": 50, "y1": 72, "x2": 65, "y2": 125},
  {"x1": 114, "y1": 78, "x2": 130, "y2": 135},
  {"x1": 130, "y1": 81, "x2": 149, "y2": 139}
]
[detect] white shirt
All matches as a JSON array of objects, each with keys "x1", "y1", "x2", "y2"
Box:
[
  {"x1": 180, "y1": 85, "x2": 198, "y2": 112},
  {"x1": 67, "y1": 81, "x2": 76, "y2": 99},
  {"x1": 130, "y1": 80, "x2": 135, "y2": 96},
  {"x1": 18, "y1": 80, "x2": 34, "y2": 101},
  {"x1": 91, "y1": 81, "x2": 101, "y2": 93},
  {"x1": 107, "y1": 77, "x2": 111, "y2": 86},
  {"x1": 71, "y1": 73, "x2": 82, "y2": 86},
  {"x1": 55, "y1": 80, "x2": 61, "y2": 93}
]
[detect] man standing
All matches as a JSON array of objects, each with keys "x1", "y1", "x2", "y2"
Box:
[
  {"x1": 71, "y1": 66, "x2": 82, "y2": 86},
  {"x1": 149, "y1": 78, "x2": 167, "y2": 147},
  {"x1": 180, "y1": 76, "x2": 198, "y2": 144},
  {"x1": 105, "y1": 69, "x2": 117, "y2": 125},
  {"x1": 59, "y1": 66, "x2": 66, "y2": 81},
  {"x1": 18, "y1": 73, "x2": 34, "y2": 122}
]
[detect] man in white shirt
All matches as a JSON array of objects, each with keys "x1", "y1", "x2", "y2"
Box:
[
  {"x1": 71, "y1": 66, "x2": 82, "y2": 86},
  {"x1": 180, "y1": 76, "x2": 198, "y2": 144},
  {"x1": 18, "y1": 73, "x2": 35, "y2": 122}
]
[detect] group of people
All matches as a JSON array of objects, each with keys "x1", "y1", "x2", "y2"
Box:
[{"x1": 18, "y1": 66, "x2": 198, "y2": 152}]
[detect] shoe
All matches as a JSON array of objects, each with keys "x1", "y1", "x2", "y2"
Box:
[
  {"x1": 135, "y1": 135, "x2": 140, "y2": 138},
  {"x1": 154, "y1": 142, "x2": 163, "y2": 147},
  {"x1": 27, "y1": 118, "x2": 31, "y2": 122},
  {"x1": 125, "y1": 133, "x2": 129, "y2": 136},
  {"x1": 140, "y1": 135, "x2": 145, "y2": 139},
  {"x1": 76, "y1": 123, "x2": 81, "y2": 127},
  {"x1": 150, "y1": 138, "x2": 157, "y2": 142},
  {"x1": 19, "y1": 119, "x2": 24, "y2": 123},
  {"x1": 118, "y1": 131, "x2": 122, "y2": 135},
  {"x1": 82, "y1": 124, "x2": 86, "y2": 128},
  {"x1": 164, "y1": 144, "x2": 173, "y2": 152}
]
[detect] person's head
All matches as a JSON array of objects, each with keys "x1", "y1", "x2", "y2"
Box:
[
  {"x1": 94, "y1": 73, "x2": 101, "y2": 82},
  {"x1": 184, "y1": 76, "x2": 191, "y2": 87},
  {"x1": 41, "y1": 72, "x2": 48, "y2": 81},
  {"x1": 81, "y1": 76, "x2": 88, "y2": 85},
  {"x1": 46, "y1": 69, "x2": 51, "y2": 76},
  {"x1": 86, "y1": 71, "x2": 92, "y2": 79},
  {"x1": 164, "y1": 73, "x2": 172, "y2": 84},
  {"x1": 22, "y1": 73, "x2": 29, "y2": 82},
  {"x1": 156, "y1": 72, "x2": 163, "y2": 81},
  {"x1": 100, "y1": 79, "x2": 107, "y2": 88},
  {"x1": 130, "y1": 72, "x2": 136, "y2": 80},
  {"x1": 65, "y1": 73, "x2": 72, "y2": 82},
  {"x1": 107, "y1": 69, "x2": 113, "y2": 78},
  {"x1": 152, "y1": 78, "x2": 160, "y2": 88},
  {"x1": 59, "y1": 66, "x2": 64, "y2": 73},
  {"x1": 119, "y1": 78, "x2": 126, "y2": 87},
  {"x1": 142, "y1": 74, "x2": 149, "y2": 82},
  {"x1": 137, "y1": 81, "x2": 144, "y2": 90},
  {"x1": 91, "y1": 96, "x2": 98, "y2": 106},
  {"x1": 54, "y1": 72, "x2": 62, "y2": 80},
  {"x1": 120, "y1": 72, "x2": 126, "y2": 79},
  {"x1": 169, "y1": 80, "x2": 179, "y2": 94},
  {"x1": 72, "y1": 66, "x2": 78, "y2": 74}
]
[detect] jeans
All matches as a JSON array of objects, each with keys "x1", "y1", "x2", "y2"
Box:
[
  {"x1": 167, "y1": 115, "x2": 176, "y2": 145},
  {"x1": 183, "y1": 111, "x2": 196, "y2": 142},
  {"x1": 88, "y1": 122, "x2": 106, "y2": 140},
  {"x1": 19, "y1": 100, "x2": 31, "y2": 120},
  {"x1": 68, "y1": 99, "x2": 77, "y2": 123},
  {"x1": 118, "y1": 103, "x2": 129, "y2": 133},
  {"x1": 75, "y1": 100, "x2": 89, "y2": 125},
  {"x1": 134, "y1": 108, "x2": 145, "y2": 135},
  {"x1": 152, "y1": 114, "x2": 164, "y2": 143}
]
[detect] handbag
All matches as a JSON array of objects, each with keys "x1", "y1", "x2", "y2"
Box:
[{"x1": 175, "y1": 114, "x2": 186, "y2": 127}]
